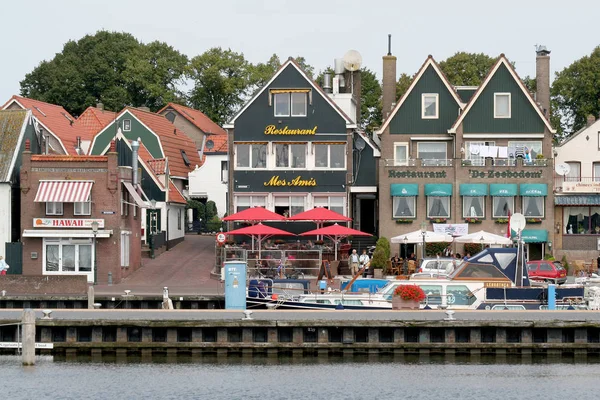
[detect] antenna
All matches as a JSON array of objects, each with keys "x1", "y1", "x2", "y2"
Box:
[
  {"x1": 343, "y1": 50, "x2": 362, "y2": 72},
  {"x1": 387, "y1": 34, "x2": 392, "y2": 56}
]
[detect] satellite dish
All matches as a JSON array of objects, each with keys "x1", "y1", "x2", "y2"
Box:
[
  {"x1": 355, "y1": 137, "x2": 366, "y2": 151},
  {"x1": 206, "y1": 140, "x2": 214, "y2": 150},
  {"x1": 555, "y1": 163, "x2": 571, "y2": 176},
  {"x1": 343, "y1": 50, "x2": 363, "y2": 72},
  {"x1": 510, "y1": 213, "x2": 526, "y2": 232}
]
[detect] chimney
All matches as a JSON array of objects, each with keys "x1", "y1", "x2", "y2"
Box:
[
  {"x1": 323, "y1": 73, "x2": 332, "y2": 93},
  {"x1": 109, "y1": 140, "x2": 116, "y2": 153},
  {"x1": 131, "y1": 138, "x2": 140, "y2": 185},
  {"x1": 535, "y1": 45, "x2": 551, "y2": 118},
  {"x1": 96, "y1": 102, "x2": 104, "y2": 111},
  {"x1": 25, "y1": 139, "x2": 30, "y2": 152},
  {"x1": 382, "y1": 34, "x2": 397, "y2": 121},
  {"x1": 587, "y1": 114, "x2": 596, "y2": 127},
  {"x1": 44, "y1": 135, "x2": 49, "y2": 155},
  {"x1": 138, "y1": 106, "x2": 150, "y2": 112}
]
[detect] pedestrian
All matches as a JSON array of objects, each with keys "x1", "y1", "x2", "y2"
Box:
[
  {"x1": 348, "y1": 249, "x2": 359, "y2": 276},
  {"x1": 0, "y1": 256, "x2": 9, "y2": 275},
  {"x1": 359, "y1": 249, "x2": 370, "y2": 277}
]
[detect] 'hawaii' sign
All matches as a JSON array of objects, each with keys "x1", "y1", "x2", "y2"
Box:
[{"x1": 33, "y1": 218, "x2": 105, "y2": 228}]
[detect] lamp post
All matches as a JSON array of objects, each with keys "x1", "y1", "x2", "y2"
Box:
[
  {"x1": 91, "y1": 221, "x2": 99, "y2": 285},
  {"x1": 420, "y1": 221, "x2": 427, "y2": 261},
  {"x1": 480, "y1": 236, "x2": 485, "y2": 252},
  {"x1": 403, "y1": 236, "x2": 408, "y2": 275}
]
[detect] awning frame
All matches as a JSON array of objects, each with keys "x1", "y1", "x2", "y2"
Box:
[{"x1": 122, "y1": 182, "x2": 150, "y2": 209}]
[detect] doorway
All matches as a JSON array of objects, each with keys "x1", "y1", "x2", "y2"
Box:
[{"x1": 355, "y1": 195, "x2": 376, "y2": 235}]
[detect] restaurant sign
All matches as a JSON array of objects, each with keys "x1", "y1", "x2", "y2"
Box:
[
  {"x1": 264, "y1": 125, "x2": 317, "y2": 135},
  {"x1": 264, "y1": 175, "x2": 317, "y2": 187},
  {"x1": 563, "y1": 181, "x2": 600, "y2": 193},
  {"x1": 388, "y1": 170, "x2": 447, "y2": 179},
  {"x1": 33, "y1": 218, "x2": 105, "y2": 228},
  {"x1": 468, "y1": 170, "x2": 543, "y2": 179}
]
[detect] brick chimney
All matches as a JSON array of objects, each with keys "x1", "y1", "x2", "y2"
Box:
[
  {"x1": 535, "y1": 45, "x2": 551, "y2": 118},
  {"x1": 382, "y1": 34, "x2": 397, "y2": 121},
  {"x1": 587, "y1": 114, "x2": 596, "y2": 127}
]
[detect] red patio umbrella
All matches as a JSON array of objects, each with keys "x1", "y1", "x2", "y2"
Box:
[
  {"x1": 300, "y1": 223, "x2": 372, "y2": 260},
  {"x1": 287, "y1": 207, "x2": 352, "y2": 241},
  {"x1": 223, "y1": 207, "x2": 286, "y2": 223},
  {"x1": 226, "y1": 223, "x2": 295, "y2": 258}
]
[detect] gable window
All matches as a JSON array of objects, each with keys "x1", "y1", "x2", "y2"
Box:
[
  {"x1": 393, "y1": 142, "x2": 408, "y2": 166},
  {"x1": 46, "y1": 202, "x2": 63, "y2": 216},
  {"x1": 494, "y1": 93, "x2": 511, "y2": 118},
  {"x1": 123, "y1": 119, "x2": 132, "y2": 131},
  {"x1": 165, "y1": 111, "x2": 176, "y2": 123},
  {"x1": 275, "y1": 143, "x2": 306, "y2": 168},
  {"x1": 74, "y1": 195, "x2": 91, "y2": 216},
  {"x1": 314, "y1": 143, "x2": 345, "y2": 169},
  {"x1": 422, "y1": 94, "x2": 439, "y2": 119},
  {"x1": 235, "y1": 143, "x2": 267, "y2": 169},
  {"x1": 273, "y1": 92, "x2": 308, "y2": 117}
]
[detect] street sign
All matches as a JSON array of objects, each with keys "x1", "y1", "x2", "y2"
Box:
[
  {"x1": 102, "y1": 211, "x2": 116, "y2": 215},
  {"x1": 216, "y1": 232, "x2": 227, "y2": 244}
]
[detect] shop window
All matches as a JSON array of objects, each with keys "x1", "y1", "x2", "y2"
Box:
[
  {"x1": 463, "y1": 196, "x2": 485, "y2": 218},
  {"x1": 564, "y1": 207, "x2": 600, "y2": 235},
  {"x1": 273, "y1": 92, "x2": 307, "y2": 117},
  {"x1": 235, "y1": 143, "x2": 267, "y2": 169},
  {"x1": 393, "y1": 142, "x2": 408, "y2": 166},
  {"x1": 494, "y1": 93, "x2": 511, "y2": 118},
  {"x1": 46, "y1": 202, "x2": 63, "y2": 216},
  {"x1": 522, "y1": 197, "x2": 544, "y2": 218},
  {"x1": 123, "y1": 119, "x2": 131, "y2": 131},
  {"x1": 392, "y1": 196, "x2": 415, "y2": 218},
  {"x1": 314, "y1": 143, "x2": 345, "y2": 169},
  {"x1": 422, "y1": 93, "x2": 438, "y2": 119},
  {"x1": 492, "y1": 197, "x2": 514, "y2": 218},
  {"x1": 121, "y1": 232, "x2": 130, "y2": 267},
  {"x1": 74, "y1": 195, "x2": 91, "y2": 216},
  {"x1": 274, "y1": 196, "x2": 305, "y2": 217},
  {"x1": 418, "y1": 142, "x2": 447, "y2": 166},
  {"x1": 43, "y1": 239, "x2": 92, "y2": 274},
  {"x1": 313, "y1": 196, "x2": 345, "y2": 216},
  {"x1": 235, "y1": 195, "x2": 266, "y2": 213},
  {"x1": 427, "y1": 196, "x2": 450, "y2": 218}
]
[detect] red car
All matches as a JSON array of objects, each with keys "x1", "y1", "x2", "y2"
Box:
[{"x1": 526, "y1": 260, "x2": 567, "y2": 284}]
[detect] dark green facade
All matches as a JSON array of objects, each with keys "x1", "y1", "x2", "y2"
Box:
[
  {"x1": 116, "y1": 138, "x2": 165, "y2": 202},
  {"x1": 388, "y1": 65, "x2": 461, "y2": 134},
  {"x1": 233, "y1": 170, "x2": 346, "y2": 193},
  {"x1": 352, "y1": 134, "x2": 377, "y2": 187},
  {"x1": 462, "y1": 64, "x2": 545, "y2": 134}
]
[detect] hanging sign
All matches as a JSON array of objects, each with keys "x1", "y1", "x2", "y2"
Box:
[
  {"x1": 33, "y1": 218, "x2": 105, "y2": 228},
  {"x1": 432, "y1": 223, "x2": 469, "y2": 237}
]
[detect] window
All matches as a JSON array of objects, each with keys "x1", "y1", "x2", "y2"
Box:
[
  {"x1": 313, "y1": 196, "x2": 345, "y2": 215},
  {"x1": 221, "y1": 160, "x2": 228, "y2": 182},
  {"x1": 522, "y1": 197, "x2": 544, "y2": 218},
  {"x1": 274, "y1": 196, "x2": 305, "y2": 217},
  {"x1": 121, "y1": 232, "x2": 131, "y2": 267},
  {"x1": 493, "y1": 197, "x2": 514, "y2": 218},
  {"x1": 177, "y1": 209, "x2": 182, "y2": 230},
  {"x1": 418, "y1": 142, "x2": 446, "y2": 165},
  {"x1": 463, "y1": 196, "x2": 485, "y2": 218},
  {"x1": 46, "y1": 202, "x2": 63, "y2": 216},
  {"x1": 427, "y1": 196, "x2": 450, "y2": 218},
  {"x1": 539, "y1": 263, "x2": 553, "y2": 271},
  {"x1": 164, "y1": 111, "x2": 176, "y2": 123},
  {"x1": 494, "y1": 93, "x2": 511, "y2": 118},
  {"x1": 275, "y1": 143, "x2": 306, "y2": 168},
  {"x1": 43, "y1": 239, "x2": 92, "y2": 274},
  {"x1": 274, "y1": 92, "x2": 307, "y2": 117},
  {"x1": 422, "y1": 94, "x2": 439, "y2": 119},
  {"x1": 123, "y1": 119, "x2": 131, "y2": 131},
  {"x1": 74, "y1": 195, "x2": 91, "y2": 216},
  {"x1": 507, "y1": 141, "x2": 542, "y2": 160},
  {"x1": 392, "y1": 197, "x2": 415, "y2": 218},
  {"x1": 466, "y1": 141, "x2": 495, "y2": 166},
  {"x1": 394, "y1": 143, "x2": 408, "y2": 166},
  {"x1": 314, "y1": 143, "x2": 345, "y2": 169},
  {"x1": 235, "y1": 143, "x2": 267, "y2": 168},
  {"x1": 563, "y1": 207, "x2": 600, "y2": 235},
  {"x1": 564, "y1": 162, "x2": 581, "y2": 182},
  {"x1": 181, "y1": 150, "x2": 190, "y2": 167},
  {"x1": 594, "y1": 163, "x2": 600, "y2": 182},
  {"x1": 235, "y1": 195, "x2": 266, "y2": 213},
  {"x1": 121, "y1": 189, "x2": 129, "y2": 217}
]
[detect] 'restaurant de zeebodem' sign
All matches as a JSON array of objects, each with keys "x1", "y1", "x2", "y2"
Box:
[
  {"x1": 468, "y1": 170, "x2": 543, "y2": 179},
  {"x1": 264, "y1": 125, "x2": 317, "y2": 135}
]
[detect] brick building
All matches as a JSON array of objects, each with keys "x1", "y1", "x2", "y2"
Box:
[{"x1": 20, "y1": 140, "x2": 143, "y2": 284}]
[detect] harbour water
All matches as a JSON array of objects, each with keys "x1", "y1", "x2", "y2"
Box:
[{"x1": 1, "y1": 355, "x2": 598, "y2": 399}]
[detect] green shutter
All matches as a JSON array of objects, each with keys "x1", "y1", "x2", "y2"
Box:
[
  {"x1": 424, "y1": 184, "x2": 452, "y2": 196},
  {"x1": 390, "y1": 183, "x2": 419, "y2": 197},
  {"x1": 459, "y1": 184, "x2": 488, "y2": 196},
  {"x1": 490, "y1": 184, "x2": 517, "y2": 197},
  {"x1": 520, "y1": 184, "x2": 547, "y2": 197}
]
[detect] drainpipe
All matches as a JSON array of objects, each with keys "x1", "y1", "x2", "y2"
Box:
[
  {"x1": 166, "y1": 209, "x2": 170, "y2": 251},
  {"x1": 131, "y1": 138, "x2": 140, "y2": 186}
]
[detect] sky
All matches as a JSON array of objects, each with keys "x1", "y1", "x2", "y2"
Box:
[{"x1": 0, "y1": 0, "x2": 598, "y2": 105}]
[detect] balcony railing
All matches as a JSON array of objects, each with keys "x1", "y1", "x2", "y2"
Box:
[
  {"x1": 555, "y1": 176, "x2": 600, "y2": 193},
  {"x1": 383, "y1": 158, "x2": 550, "y2": 168}
]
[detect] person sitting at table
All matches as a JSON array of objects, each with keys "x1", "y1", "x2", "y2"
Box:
[
  {"x1": 391, "y1": 253, "x2": 401, "y2": 267},
  {"x1": 306, "y1": 240, "x2": 314, "y2": 249},
  {"x1": 264, "y1": 239, "x2": 276, "y2": 249}
]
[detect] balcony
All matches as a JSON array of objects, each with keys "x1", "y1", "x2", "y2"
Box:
[
  {"x1": 383, "y1": 158, "x2": 550, "y2": 168},
  {"x1": 382, "y1": 159, "x2": 451, "y2": 167},
  {"x1": 555, "y1": 176, "x2": 600, "y2": 193}
]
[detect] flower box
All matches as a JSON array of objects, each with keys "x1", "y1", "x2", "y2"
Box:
[
  {"x1": 465, "y1": 218, "x2": 482, "y2": 224},
  {"x1": 429, "y1": 218, "x2": 447, "y2": 223},
  {"x1": 392, "y1": 297, "x2": 420, "y2": 310},
  {"x1": 395, "y1": 219, "x2": 413, "y2": 224},
  {"x1": 526, "y1": 218, "x2": 542, "y2": 223},
  {"x1": 495, "y1": 219, "x2": 509, "y2": 224}
]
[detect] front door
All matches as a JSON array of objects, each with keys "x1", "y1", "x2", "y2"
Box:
[
  {"x1": 145, "y1": 208, "x2": 162, "y2": 243},
  {"x1": 358, "y1": 197, "x2": 376, "y2": 235}
]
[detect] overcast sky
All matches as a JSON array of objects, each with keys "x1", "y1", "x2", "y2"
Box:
[{"x1": 1, "y1": 0, "x2": 598, "y2": 105}]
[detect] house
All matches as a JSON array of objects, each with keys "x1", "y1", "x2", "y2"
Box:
[
  {"x1": 376, "y1": 47, "x2": 555, "y2": 261},
  {"x1": 158, "y1": 103, "x2": 229, "y2": 218},
  {"x1": 553, "y1": 114, "x2": 600, "y2": 260},
  {"x1": 72, "y1": 103, "x2": 116, "y2": 153},
  {"x1": 0, "y1": 109, "x2": 41, "y2": 266},
  {"x1": 88, "y1": 107, "x2": 200, "y2": 248}
]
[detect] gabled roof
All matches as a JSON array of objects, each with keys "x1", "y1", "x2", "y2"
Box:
[
  {"x1": 1, "y1": 95, "x2": 76, "y2": 154},
  {"x1": 197, "y1": 131, "x2": 228, "y2": 167},
  {"x1": 0, "y1": 109, "x2": 30, "y2": 182},
  {"x1": 73, "y1": 106, "x2": 116, "y2": 141},
  {"x1": 168, "y1": 180, "x2": 187, "y2": 204},
  {"x1": 224, "y1": 58, "x2": 356, "y2": 129},
  {"x1": 158, "y1": 102, "x2": 226, "y2": 136},
  {"x1": 449, "y1": 55, "x2": 556, "y2": 134},
  {"x1": 556, "y1": 118, "x2": 600, "y2": 147},
  {"x1": 377, "y1": 56, "x2": 465, "y2": 134},
  {"x1": 125, "y1": 108, "x2": 202, "y2": 178}
]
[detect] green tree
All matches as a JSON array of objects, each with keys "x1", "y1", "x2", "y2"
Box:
[
  {"x1": 359, "y1": 67, "x2": 382, "y2": 133},
  {"x1": 248, "y1": 53, "x2": 281, "y2": 94},
  {"x1": 439, "y1": 52, "x2": 496, "y2": 86},
  {"x1": 206, "y1": 215, "x2": 223, "y2": 232},
  {"x1": 205, "y1": 200, "x2": 218, "y2": 222},
  {"x1": 551, "y1": 46, "x2": 600, "y2": 138},
  {"x1": 20, "y1": 31, "x2": 187, "y2": 116},
  {"x1": 395, "y1": 73, "x2": 413, "y2": 100}
]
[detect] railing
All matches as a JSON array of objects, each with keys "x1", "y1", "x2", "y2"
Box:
[
  {"x1": 383, "y1": 159, "x2": 417, "y2": 167},
  {"x1": 554, "y1": 176, "x2": 600, "y2": 192},
  {"x1": 219, "y1": 248, "x2": 324, "y2": 277},
  {"x1": 383, "y1": 158, "x2": 549, "y2": 168}
]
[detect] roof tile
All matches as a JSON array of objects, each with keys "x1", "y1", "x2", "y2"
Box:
[
  {"x1": 158, "y1": 102, "x2": 226, "y2": 136},
  {"x1": 0, "y1": 109, "x2": 29, "y2": 181}
]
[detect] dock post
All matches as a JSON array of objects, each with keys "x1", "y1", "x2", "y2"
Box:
[
  {"x1": 87, "y1": 286, "x2": 95, "y2": 309},
  {"x1": 21, "y1": 309, "x2": 36, "y2": 366}
]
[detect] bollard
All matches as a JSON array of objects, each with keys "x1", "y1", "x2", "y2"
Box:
[
  {"x1": 548, "y1": 284, "x2": 556, "y2": 310},
  {"x1": 108, "y1": 272, "x2": 113, "y2": 286},
  {"x1": 21, "y1": 309, "x2": 36, "y2": 366},
  {"x1": 87, "y1": 286, "x2": 95, "y2": 309}
]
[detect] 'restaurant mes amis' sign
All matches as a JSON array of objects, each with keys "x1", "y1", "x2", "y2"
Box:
[
  {"x1": 33, "y1": 218, "x2": 105, "y2": 228},
  {"x1": 264, "y1": 175, "x2": 317, "y2": 187},
  {"x1": 264, "y1": 125, "x2": 317, "y2": 135}
]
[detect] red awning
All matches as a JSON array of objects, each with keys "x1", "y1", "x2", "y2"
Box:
[
  {"x1": 286, "y1": 207, "x2": 352, "y2": 222},
  {"x1": 34, "y1": 181, "x2": 93, "y2": 203},
  {"x1": 223, "y1": 207, "x2": 286, "y2": 222}
]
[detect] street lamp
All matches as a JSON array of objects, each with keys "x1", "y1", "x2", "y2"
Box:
[
  {"x1": 420, "y1": 221, "x2": 427, "y2": 261},
  {"x1": 403, "y1": 236, "x2": 408, "y2": 275},
  {"x1": 91, "y1": 221, "x2": 99, "y2": 285},
  {"x1": 480, "y1": 236, "x2": 485, "y2": 252}
]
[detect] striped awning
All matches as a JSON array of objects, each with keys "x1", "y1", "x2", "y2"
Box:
[{"x1": 34, "y1": 181, "x2": 93, "y2": 203}]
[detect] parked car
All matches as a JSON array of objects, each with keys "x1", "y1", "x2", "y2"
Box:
[
  {"x1": 526, "y1": 260, "x2": 567, "y2": 284},
  {"x1": 417, "y1": 258, "x2": 457, "y2": 276}
]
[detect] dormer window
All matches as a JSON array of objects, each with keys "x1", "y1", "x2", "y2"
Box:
[
  {"x1": 181, "y1": 150, "x2": 191, "y2": 166},
  {"x1": 123, "y1": 119, "x2": 132, "y2": 131},
  {"x1": 494, "y1": 93, "x2": 511, "y2": 118},
  {"x1": 272, "y1": 90, "x2": 310, "y2": 117},
  {"x1": 165, "y1": 111, "x2": 176, "y2": 123},
  {"x1": 422, "y1": 94, "x2": 439, "y2": 119}
]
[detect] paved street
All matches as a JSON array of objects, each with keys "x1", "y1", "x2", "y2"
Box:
[{"x1": 94, "y1": 234, "x2": 223, "y2": 297}]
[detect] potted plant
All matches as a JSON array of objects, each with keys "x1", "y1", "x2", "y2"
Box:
[
  {"x1": 392, "y1": 285, "x2": 426, "y2": 309},
  {"x1": 495, "y1": 218, "x2": 509, "y2": 224},
  {"x1": 395, "y1": 219, "x2": 413, "y2": 224},
  {"x1": 370, "y1": 237, "x2": 391, "y2": 277},
  {"x1": 465, "y1": 217, "x2": 482, "y2": 224}
]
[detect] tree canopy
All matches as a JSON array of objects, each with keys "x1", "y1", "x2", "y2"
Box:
[{"x1": 439, "y1": 52, "x2": 496, "y2": 86}]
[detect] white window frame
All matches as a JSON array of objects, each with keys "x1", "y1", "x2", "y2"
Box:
[
  {"x1": 273, "y1": 92, "x2": 307, "y2": 117},
  {"x1": 492, "y1": 197, "x2": 514, "y2": 218},
  {"x1": 274, "y1": 93, "x2": 290, "y2": 117},
  {"x1": 393, "y1": 142, "x2": 409, "y2": 166},
  {"x1": 426, "y1": 196, "x2": 450, "y2": 218},
  {"x1": 462, "y1": 196, "x2": 485, "y2": 218},
  {"x1": 123, "y1": 119, "x2": 132, "y2": 131},
  {"x1": 274, "y1": 195, "x2": 306, "y2": 217},
  {"x1": 234, "y1": 143, "x2": 267, "y2": 170},
  {"x1": 313, "y1": 143, "x2": 346, "y2": 169},
  {"x1": 494, "y1": 93, "x2": 511, "y2": 118},
  {"x1": 234, "y1": 195, "x2": 267, "y2": 213},
  {"x1": 522, "y1": 197, "x2": 545, "y2": 218},
  {"x1": 74, "y1": 195, "x2": 91, "y2": 216},
  {"x1": 43, "y1": 238, "x2": 94, "y2": 277},
  {"x1": 312, "y1": 195, "x2": 346, "y2": 216},
  {"x1": 417, "y1": 142, "x2": 447, "y2": 164},
  {"x1": 291, "y1": 92, "x2": 307, "y2": 117},
  {"x1": 392, "y1": 196, "x2": 416, "y2": 219},
  {"x1": 46, "y1": 202, "x2": 63, "y2": 216},
  {"x1": 421, "y1": 93, "x2": 439, "y2": 119},
  {"x1": 121, "y1": 231, "x2": 131, "y2": 267},
  {"x1": 274, "y1": 143, "x2": 307, "y2": 169}
]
